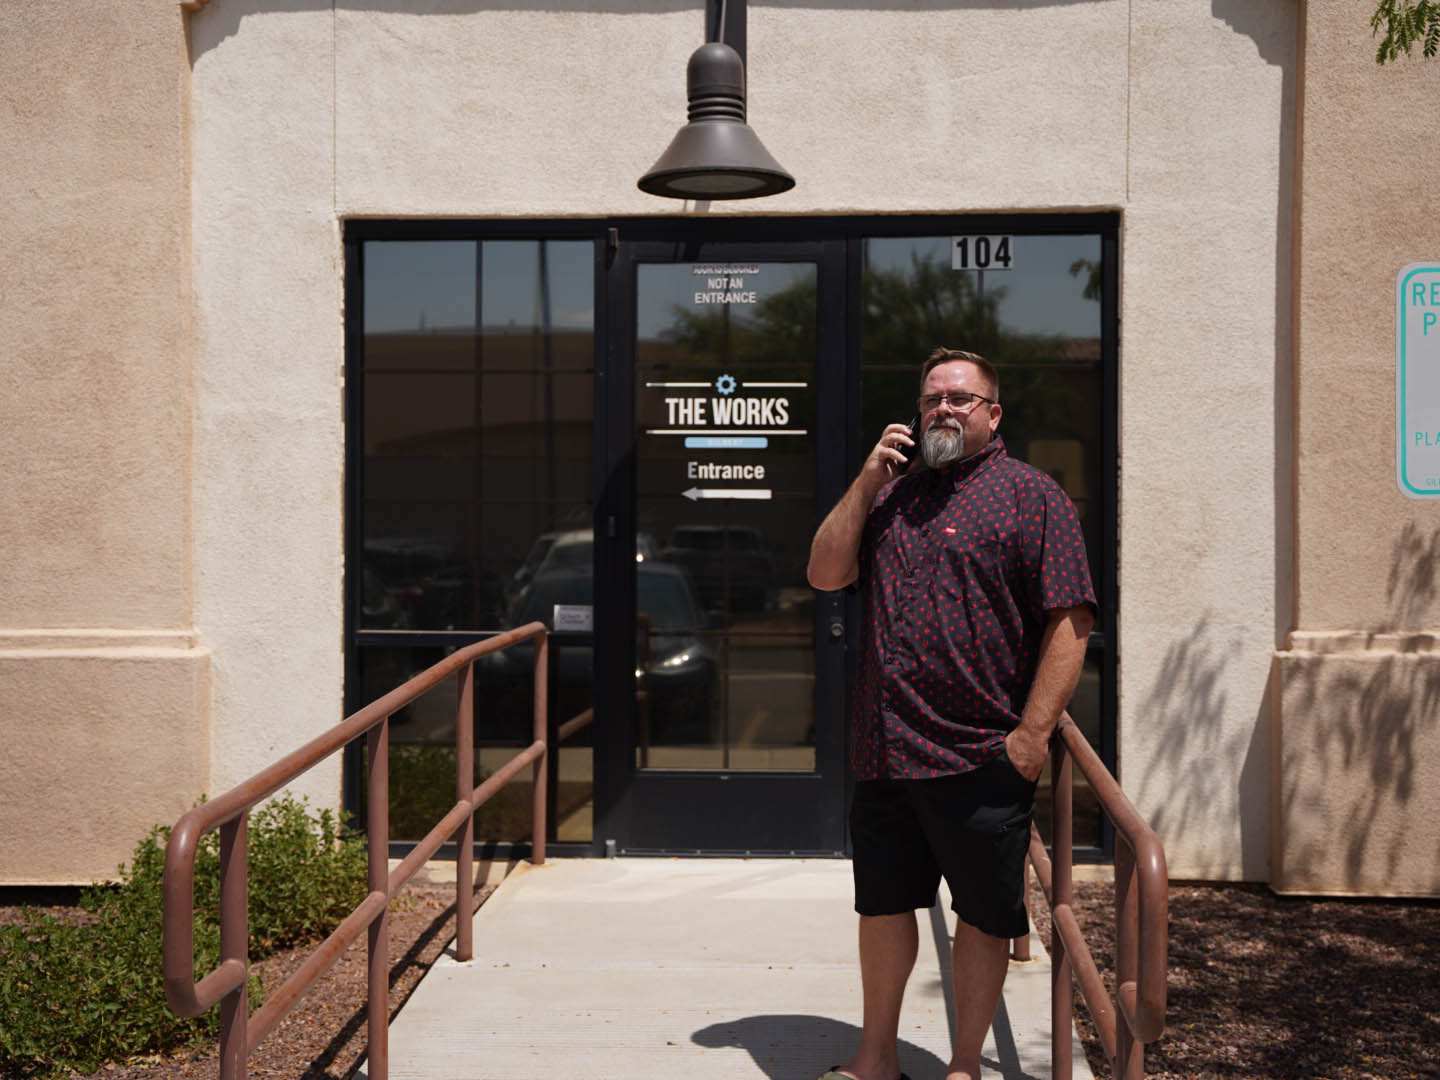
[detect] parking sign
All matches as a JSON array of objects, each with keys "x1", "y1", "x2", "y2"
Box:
[{"x1": 1397, "y1": 263, "x2": 1440, "y2": 498}]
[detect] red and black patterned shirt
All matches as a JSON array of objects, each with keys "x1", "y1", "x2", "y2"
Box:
[{"x1": 851, "y1": 436, "x2": 1096, "y2": 781}]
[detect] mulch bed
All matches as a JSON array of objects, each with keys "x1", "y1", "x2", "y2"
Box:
[
  {"x1": 7, "y1": 875, "x2": 1440, "y2": 1079},
  {"x1": 1031, "y1": 878, "x2": 1440, "y2": 1080}
]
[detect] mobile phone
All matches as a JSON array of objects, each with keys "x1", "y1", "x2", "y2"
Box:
[{"x1": 895, "y1": 414, "x2": 921, "y2": 470}]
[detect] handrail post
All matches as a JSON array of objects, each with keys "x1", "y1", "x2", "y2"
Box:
[
  {"x1": 456, "y1": 662, "x2": 476, "y2": 962},
  {"x1": 1115, "y1": 835, "x2": 1141, "y2": 1080},
  {"x1": 217, "y1": 814, "x2": 248, "y2": 1080},
  {"x1": 1051, "y1": 736, "x2": 1074, "y2": 1080},
  {"x1": 531, "y1": 632, "x2": 548, "y2": 865},
  {"x1": 366, "y1": 718, "x2": 390, "y2": 1080}
]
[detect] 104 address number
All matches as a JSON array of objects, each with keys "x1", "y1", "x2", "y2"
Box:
[{"x1": 951, "y1": 235, "x2": 1014, "y2": 271}]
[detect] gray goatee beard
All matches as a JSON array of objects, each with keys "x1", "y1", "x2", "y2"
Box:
[{"x1": 921, "y1": 420, "x2": 966, "y2": 469}]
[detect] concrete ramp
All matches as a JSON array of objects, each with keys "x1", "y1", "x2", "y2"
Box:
[{"x1": 357, "y1": 858, "x2": 1091, "y2": 1080}]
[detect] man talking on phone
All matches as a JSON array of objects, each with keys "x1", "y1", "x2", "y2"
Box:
[{"x1": 807, "y1": 347, "x2": 1095, "y2": 1080}]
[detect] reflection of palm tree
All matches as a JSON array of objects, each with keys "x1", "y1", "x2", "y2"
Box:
[
  {"x1": 862, "y1": 250, "x2": 1002, "y2": 362},
  {"x1": 1068, "y1": 257, "x2": 1102, "y2": 301},
  {"x1": 860, "y1": 251, "x2": 1083, "y2": 438}
]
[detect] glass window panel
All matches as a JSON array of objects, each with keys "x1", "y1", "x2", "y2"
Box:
[
  {"x1": 481, "y1": 241, "x2": 594, "y2": 370},
  {"x1": 492, "y1": 505, "x2": 593, "y2": 621},
  {"x1": 364, "y1": 241, "x2": 477, "y2": 365},
  {"x1": 356, "y1": 238, "x2": 596, "y2": 633},
  {"x1": 353, "y1": 236, "x2": 598, "y2": 845},
  {"x1": 478, "y1": 372, "x2": 594, "y2": 475},
  {"x1": 361, "y1": 505, "x2": 491, "y2": 631},
  {"x1": 357, "y1": 644, "x2": 592, "y2": 845},
  {"x1": 635, "y1": 261, "x2": 818, "y2": 772},
  {"x1": 364, "y1": 372, "x2": 476, "y2": 459}
]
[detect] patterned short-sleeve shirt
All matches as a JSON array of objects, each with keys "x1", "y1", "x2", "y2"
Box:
[{"x1": 851, "y1": 436, "x2": 1097, "y2": 781}]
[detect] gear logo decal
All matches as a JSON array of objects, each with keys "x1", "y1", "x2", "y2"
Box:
[{"x1": 715, "y1": 374, "x2": 737, "y2": 395}]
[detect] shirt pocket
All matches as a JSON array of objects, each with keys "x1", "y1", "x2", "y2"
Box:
[{"x1": 939, "y1": 523, "x2": 1016, "y2": 598}]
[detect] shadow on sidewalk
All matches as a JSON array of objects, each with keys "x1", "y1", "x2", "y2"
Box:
[
  {"x1": 692, "y1": 1009, "x2": 1043, "y2": 1080},
  {"x1": 692, "y1": 1015, "x2": 946, "y2": 1079}
]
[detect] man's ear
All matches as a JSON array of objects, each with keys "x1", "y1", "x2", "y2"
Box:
[{"x1": 988, "y1": 402, "x2": 1003, "y2": 434}]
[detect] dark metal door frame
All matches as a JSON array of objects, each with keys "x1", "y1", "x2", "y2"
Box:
[
  {"x1": 595, "y1": 225, "x2": 851, "y2": 855},
  {"x1": 342, "y1": 213, "x2": 1119, "y2": 862}
]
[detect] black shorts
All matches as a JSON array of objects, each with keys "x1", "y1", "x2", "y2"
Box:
[{"x1": 849, "y1": 761, "x2": 1036, "y2": 940}]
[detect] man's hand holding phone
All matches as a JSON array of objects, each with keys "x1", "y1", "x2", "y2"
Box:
[{"x1": 862, "y1": 416, "x2": 920, "y2": 488}]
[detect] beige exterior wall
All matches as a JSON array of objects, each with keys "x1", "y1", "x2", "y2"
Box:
[
  {"x1": 7, "y1": 0, "x2": 1431, "y2": 894},
  {"x1": 0, "y1": 2, "x2": 210, "y2": 882},
  {"x1": 1272, "y1": 0, "x2": 1440, "y2": 896},
  {"x1": 188, "y1": 5, "x2": 344, "y2": 806},
  {"x1": 1118, "y1": 3, "x2": 1295, "y2": 881},
  {"x1": 189, "y1": 0, "x2": 1291, "y2": 881}
]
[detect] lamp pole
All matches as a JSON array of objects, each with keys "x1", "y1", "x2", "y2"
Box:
[{"x1": 709, "y1": 0, "x2": 744, "y2": 65}]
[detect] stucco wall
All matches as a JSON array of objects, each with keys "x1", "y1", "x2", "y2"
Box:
[
  {"x1": 182, "y1": 0, "x2": 1295, "y2": 882},
  {"x1": 1118, "y1": 3, "x2": 1295, "y2": 880},
  {"x1": 1272, "y1": 0, "x2": 1440, "y2": 896},
  {"x1": 0, "y1": 638, "x2": 210, "y2": 883},
  {"x1": 0, "y1": 2, "x2": 210, "y2": 882},
  {"x1": 0, "y1": 1, "x2": 190, "y2": 628},
  {"x1": 189, "y1": 5, "x2": 344, "y2": 804}
]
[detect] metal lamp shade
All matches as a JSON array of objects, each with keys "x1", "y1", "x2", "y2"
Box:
[{"x1": 638, "y1": 42, "x2": 794, "y2": 200}]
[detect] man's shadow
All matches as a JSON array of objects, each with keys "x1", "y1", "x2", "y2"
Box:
[
  {"x1": 691, "y1": 1015, "x2": 945, "y2": 1080},
  {"x1": 690, "y1": 903, "x2": 1043, "y2": 1080}
]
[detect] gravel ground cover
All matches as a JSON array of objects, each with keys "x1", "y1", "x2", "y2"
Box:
[
  {"x1": 1033, "y1": 879, "x2": 1440, "y2": 1080},
  {"x1": 5, "y1": 876, "x2": 1439, "y2": 1079}
]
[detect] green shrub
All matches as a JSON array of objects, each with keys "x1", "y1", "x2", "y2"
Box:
[
  {"x1": 0, "y1": 794, "x2": 368, "y2": 1078},
  {"x1": 383, "y1": 742, "x2": 498, "y2": 842}
]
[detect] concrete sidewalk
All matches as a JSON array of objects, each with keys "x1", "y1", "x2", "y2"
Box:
[{"x1": 357, "y1": 858, "x2": 1091, "y2": 1080}]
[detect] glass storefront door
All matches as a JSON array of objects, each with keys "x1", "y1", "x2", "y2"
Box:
[{"x1": 598, "y1": 238, "x2": 850, "y2": 853}]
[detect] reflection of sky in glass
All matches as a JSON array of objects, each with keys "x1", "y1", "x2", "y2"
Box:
[
  {"x1": 365, "y1": 242, "x2": 474, "y2": 332},
  {"x1": 865, "y1": 235, "x2": 1101, "y2": 338},
  {"x1": 364, "y1": 240, "x2": 594, "y2": 333},
  {"x1": 637, "y1": 262, "x2": 814, "y2": 342},
  {"x1": 363, "y1": 235, "x2": 1097, "y2": 338},
  {"x1": 483, "y1": 241, "x2": 593, "y2": 331}
]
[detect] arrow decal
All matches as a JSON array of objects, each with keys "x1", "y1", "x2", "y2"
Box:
[{"x1": 682, "y1": 487, "x2": 773, "y2": 502}]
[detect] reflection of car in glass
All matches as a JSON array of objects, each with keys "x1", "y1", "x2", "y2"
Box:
[
  {"x1": 481, "y1": 562, "x2": 716, "y2": 745},
  {"x1": 364, "y1": 539, "x2": 505, "y2": 630},
  {"x1": 512, "y1": 531, "x2": 563, "y2": 593},
  {"x1": 512, "y1": 529, "x2": 659, "y2": 606},
  {"x1": 660, "y1": 525, "x2": 772, "y2": 612}
]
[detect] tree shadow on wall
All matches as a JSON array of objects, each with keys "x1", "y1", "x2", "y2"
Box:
[
  {"x1": 1284, "y1": 651, "x2": 1440, "y2": 890},
  {"x1": 1386, "y1": 522, "x2": 1440, "y2": 628},
  {"x1": 1134, "y1": 613, "x2": 1266, "y2": 876}
]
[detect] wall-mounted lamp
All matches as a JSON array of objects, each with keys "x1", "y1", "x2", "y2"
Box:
[{"x1": 637, "y1": 33, "x2": 794, "y2": 200}]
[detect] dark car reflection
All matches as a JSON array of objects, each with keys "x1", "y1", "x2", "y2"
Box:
[
  {"x1": 660, "y1": 525, "x2": 772, "y2": 613},
  {"x1": 479, "y1": 561, "x2": 718, "y2": 746},
  {"x1": 509, "y1": 529, "x2": 658, "y2": 614},
  {"x1": 363, "y1": 539, "x2": 505, "y2": 630}
]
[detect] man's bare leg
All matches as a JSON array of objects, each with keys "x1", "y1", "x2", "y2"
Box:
[
  {"x1": 944, "y1": 918, "x2": 1010, "y2": 1080},
  {"x1": 836, "y1": 912, "x2": 918, "y2": 1080}
]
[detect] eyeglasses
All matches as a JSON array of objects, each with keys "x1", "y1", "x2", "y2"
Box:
[{"x1": 917, "y1": 391, "x2": 994, "y2": 413}]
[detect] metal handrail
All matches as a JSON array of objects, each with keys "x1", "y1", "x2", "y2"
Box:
[
  {"x1": 1024, "y1": 712, "x2": 1168, "y2": 1079},
  {"x1": 162, "y1": 621, "x2": 550, "y2": 1080}
]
